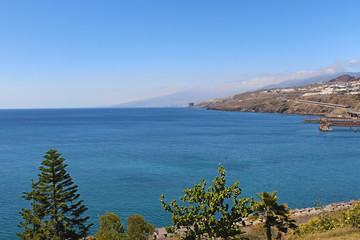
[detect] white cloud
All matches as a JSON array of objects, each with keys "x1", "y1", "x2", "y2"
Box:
[
  {"x1": 195, "y1": 58, "x2": 360, "y2": 93},
  {"x1": 347, "y1": 58, "x2": 360, "y2": 68},
  {"x1": 348, "y1": 59, "x2": 359, "y2": 64},
  {"x1": 117, "y1": 59, "x2": 360, "y2": 106}
]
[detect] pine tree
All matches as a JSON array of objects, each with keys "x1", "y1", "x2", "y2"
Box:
[
  {"x1": 126, "y1": 214, "x2": 154, "y2": 240},
  {"x1": 17, "y1": 179, "x2": 49, "y2": 239},
  {"x1": 17, "y1": 149, "x2": 92, "y2": 240},
  {"x1": 95, "y1": 212, "x2": 126, "y2": 240}
]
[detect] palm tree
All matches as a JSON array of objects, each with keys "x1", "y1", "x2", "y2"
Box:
[{"x1": 253, "y1": 191, "x2": 296, "y2": 240}]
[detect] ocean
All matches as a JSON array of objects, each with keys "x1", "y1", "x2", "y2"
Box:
[{"x1": 1, "y1": 107, "x2": 359, "y2": 239}]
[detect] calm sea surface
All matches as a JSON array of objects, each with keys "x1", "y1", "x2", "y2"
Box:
[{"x1": 1, "y1": 108, "x2": 359, "y2": 239}]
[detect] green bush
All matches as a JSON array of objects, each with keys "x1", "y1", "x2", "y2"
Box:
[
  {"x1": 296, "y1": 203, "x2": 360, "y2": 236},
  {"x1": 126, "y1": 214, "x2": 154, "y2": 240},
  {"x1": 95, "y1": 212, "x2": 126, "y2": 240},
  {"x1": 343, "y1": 203, "x2": 360, "y2": 228}
]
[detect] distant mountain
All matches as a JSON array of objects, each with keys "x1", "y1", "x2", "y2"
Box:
[
  {"x1": 114, "y1": 89, "x2": 232, "y2": 108},
  {"x1": 114, "y1": 72, "x2": 360, "y2": 108},
  {"x1": 262, "y1": 72, "x2": 360, "y2": 89},
  {"x1": 114, "y1": 92, "x2": 193, "y2": 108}
]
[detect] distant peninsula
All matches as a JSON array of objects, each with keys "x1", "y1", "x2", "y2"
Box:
[{"x1": 194, "y1": 74, "x2": 360, "y2": 117}]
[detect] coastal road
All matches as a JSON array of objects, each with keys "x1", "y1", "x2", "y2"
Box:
[{"x1": 280, "y1": 97, "x2": 360, "y2": 117}]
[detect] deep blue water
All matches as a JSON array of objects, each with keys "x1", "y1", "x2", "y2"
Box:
[{"x1": 1, "y1": 108, "x2": 359, "y2": 239}]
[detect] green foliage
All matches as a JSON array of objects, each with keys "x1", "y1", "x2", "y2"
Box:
[
  {"x1": 95, "y1": 212, "x2": 126, "y2": 240},
  {"x1": 253, "y1": 191, "x2": 296, "y2": 240},
  {"x1": 94, "y1": 213, "x2": 153, "y2": 240},
  {"x1": 296, "y1": 203, "x2": 360, "y2": 236},
  {"x1": 17, "y1": 179, "x2": 49, "y2": 240},
  {"x1": 297, "y1": 214, "x2": 344, "y2": 235},
  {"x1": 343, "y1": 202, "x2": 360, "y2": 228},
  {"x1": 160, "y1": 164, "x2": 253, "y2": 240},
  {"x1": 313, "y1": 200, "x2": 323, "y2": 210},
  {"x1": 17, "y1": 149, "x2": 92, "y2": 240},
  {"x1": 126, "y1": 214, "x2": 154, "y2": 240}
]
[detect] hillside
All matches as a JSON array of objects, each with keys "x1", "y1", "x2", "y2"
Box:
[{"x1": 194, "y1": 75, "x2": 360, "y2": 117}]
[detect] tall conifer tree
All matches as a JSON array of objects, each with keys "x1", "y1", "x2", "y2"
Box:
[{"x1": 18, "y1": 149, "x2": 92, "y2": 240}]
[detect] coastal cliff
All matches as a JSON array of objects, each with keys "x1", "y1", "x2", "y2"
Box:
[{"x1": 194, "y1": 75, "x2": 360, "y2": 117}]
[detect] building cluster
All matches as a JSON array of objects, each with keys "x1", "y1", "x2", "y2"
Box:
[{"x1": 262, "y1": 80, "x2": 360, "y2": 96}]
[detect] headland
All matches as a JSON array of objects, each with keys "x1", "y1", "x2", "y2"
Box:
[{"x1": 194, "y1": 74, "x2": 360, "y2": 118}]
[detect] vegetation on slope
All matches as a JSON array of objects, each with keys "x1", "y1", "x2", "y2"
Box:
[
  {"x1": 195, "y1": 75, "x2": 360, "y2": 117},
  {"x1": 287, "y1": 227, "x2": 360, "y2": 240}
]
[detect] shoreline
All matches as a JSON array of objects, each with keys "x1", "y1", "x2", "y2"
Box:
[
  {"x1": 153, "y1": 198, "x2": 360, "y2": 240},
  {"x1": 195, "y1": 105, "x2": 349, "y2": 118}
]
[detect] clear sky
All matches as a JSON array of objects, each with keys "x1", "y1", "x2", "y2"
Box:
[{"x1": 0, "y1": 0, "x2": 359, "y2": 108}]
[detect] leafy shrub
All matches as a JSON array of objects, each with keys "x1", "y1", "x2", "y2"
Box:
[
  {"x1": 342, "y1": 203, "x2": 360, "y2": 228},
  {"x1": 298, "y1": 214, "x2": 344, "y2": 234},
  {"x1": 95, "y1": 212, "x2": 126, "y2": 240},
  {"x1": 296, "y1": 203, "x2": 360, "y2": 236},
  {"x1": 126, "y1": 214, "x2": 154, "y2": 240}
]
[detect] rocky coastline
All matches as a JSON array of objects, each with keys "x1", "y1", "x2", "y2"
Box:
[{"x1": 193, "y1": 75, "x2": 360, "y2": 118}]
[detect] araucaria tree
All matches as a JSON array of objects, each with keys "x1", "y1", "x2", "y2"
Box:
[
  {"x1": 160, "y1": 165, "x2": 253, "y2": 240},
  {"x1": 17, "y1": 149, "x2": 92, "y2": 240}
]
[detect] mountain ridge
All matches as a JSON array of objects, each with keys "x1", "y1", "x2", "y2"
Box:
[{"x1": 114, "y1": 72, "x2": 360, "y2": 108}]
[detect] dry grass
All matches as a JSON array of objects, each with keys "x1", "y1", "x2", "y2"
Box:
[
  {"x1": 163, "y1": 228, "x2": 360, "y2": 240},
  {"x1": 286, "y1": 227, "x2": 360, "y2": 240}
]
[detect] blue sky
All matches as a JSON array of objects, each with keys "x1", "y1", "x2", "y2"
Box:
[{"x1": 0, "y1": 0, "x2": 359, "y2": 108}]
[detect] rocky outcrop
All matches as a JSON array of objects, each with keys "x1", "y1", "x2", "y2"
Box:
[{"x1": 198, "y1": 94, "x2": 358, "y2": 117}]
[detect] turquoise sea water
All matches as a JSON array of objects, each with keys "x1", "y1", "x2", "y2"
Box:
[{"x1": 1, "y1": 108, "x2": 359, "y2": 239}]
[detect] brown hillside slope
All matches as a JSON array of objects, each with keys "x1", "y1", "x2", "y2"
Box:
[{"x1": 195, "y1": 76, "x2": 360, "y2": 117}]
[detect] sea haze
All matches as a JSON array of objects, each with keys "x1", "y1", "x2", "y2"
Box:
[{"x1": 1, "y1": 108, "x2": 359, "y2": 239}]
